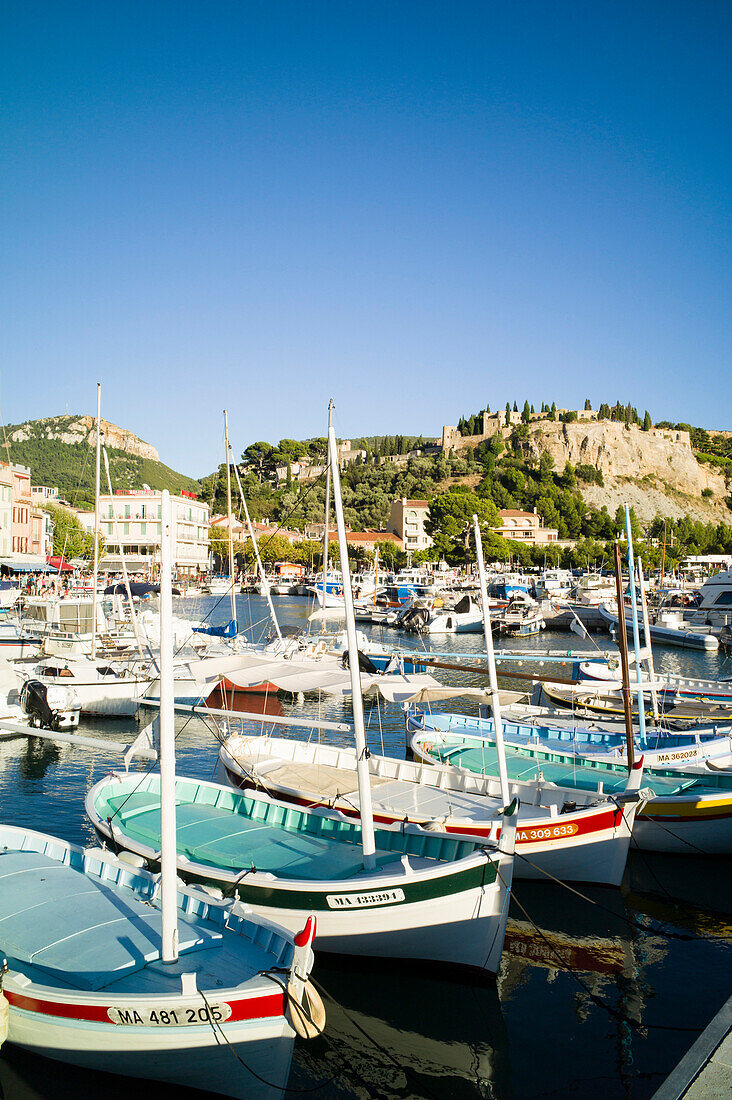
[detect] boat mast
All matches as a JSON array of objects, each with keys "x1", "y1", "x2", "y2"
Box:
[
  {"x1": 624, "y1": 505, "x2": 648, "y2": 748},
  {"x1": 230, "y1": 457, "x2": 282, "y2": 641},
  {"x1": 101, "y1": 447, "x2": 145, "y2": 661},
  {"x1": 473, "y1": 515, "x2": 510, "y2": 808},
  {"x1": 91, "y1": 383, "x2": 102, "y2": 659},
  {"x1": 320, "y1": 399, "x2": 334, "y2": 617},
  {"x1": 636, "y1": 555, "x2": 660, "y2": 724},
  {"x1": 159, "y1": 489, "x2": 178, "y2": 963},
  {"x1": 223, "y1": 410, "x2": 238, "y2": 645},
  {"x1": 612, "y1": 540, "x2": 635, "y2": 770},
  {"x1": 328, "y1": 407, "x2": 376, "y2": 870}
]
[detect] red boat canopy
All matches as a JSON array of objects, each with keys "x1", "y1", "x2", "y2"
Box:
[{"x1": 46, "y1": 555, "x2": 75, "y2": 572}]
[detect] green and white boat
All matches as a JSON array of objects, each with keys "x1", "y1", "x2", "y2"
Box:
[
  {"x1": 85, "y1": 413, "x2": 517, "y2": 978},
  {"x1": 87, "y1": 772, "x2": 517, "y2": 976}
]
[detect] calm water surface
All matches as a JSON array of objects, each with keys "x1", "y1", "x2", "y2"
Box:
[{"x1": 1, "y1": 595, "x2": 731, "y2": 1099}]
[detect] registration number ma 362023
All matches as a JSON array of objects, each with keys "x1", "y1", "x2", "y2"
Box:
[
  {"x1": 517, "y1": 822, "x2": 579, "y2": 844},
  {"x1": 108, "y1": 1003, "x2": 232, "y2": 1026}
]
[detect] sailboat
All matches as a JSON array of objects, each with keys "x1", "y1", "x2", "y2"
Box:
[
  {"x1": 0, "y1": 490, "x2": 321, "y2": 1098},
  {"x1": 86, "y1": 406, "x2": 518, "y2": 977}
]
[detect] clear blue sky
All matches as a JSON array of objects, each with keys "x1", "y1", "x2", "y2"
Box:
[{"x1": 1, "y1": 2, "x2": 729, "y2": 477}]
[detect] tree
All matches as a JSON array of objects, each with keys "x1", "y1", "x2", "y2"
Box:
[
  {"x1": 375, "y1": 539, "x2": 405, "y2": 569},
  {"x1": 539, "y1": 452, "x2": 555, "y2": 483},
  {"x1": 425, "y1": 489, "x2": 500, "y2": 564},
  {"x1": 643, "y1": 411, "x2": 652, "y2": 431},
  {"x1": 45, "y1": 505, "x2": 100, "y2": 559},
  {"x1": 521, "y1": 400, "x2": 531, "y2": 424},
  {"x1": 584, "y1": 398, "x2": 592, "y2": 410},
  {"x1": 241, "y1": 442, "x2": 277, "y2": 483},
  {"x1": 550, "y1": 402, "x2": 557, "y2": 420},
  {"x1": 513, "y1": 401, "x2": 518, "y2": 413},
  {"x1": 505, "y1": 401, "x2": 511, "y2": 420}
]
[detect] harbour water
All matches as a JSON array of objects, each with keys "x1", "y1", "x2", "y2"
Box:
[{"x1": 1, "y1": 595, "x2": 731, "y2": 1098}]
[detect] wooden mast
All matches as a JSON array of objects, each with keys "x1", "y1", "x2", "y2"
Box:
[
  {"x1": 327, "y1": 408, "x2": 376, "y2": 870},
  {"x1": 223, "y1": 410, "x2": 237, "y2": 643},
  {"x1": 612, "y1": 540, "x2": 634, "y2": 770}
]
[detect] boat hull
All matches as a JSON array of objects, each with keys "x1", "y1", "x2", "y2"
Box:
[{"x1": 6, "y1": 990, "x2": 293, "y2": 1100}]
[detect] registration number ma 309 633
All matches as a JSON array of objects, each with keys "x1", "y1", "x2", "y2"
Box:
[
  {"x1": 517, "y1": 822, "x2": 579, "y2": 844},
  {"x1": 108, "y1": 1002, "x2": 232, "y2": 1026}
]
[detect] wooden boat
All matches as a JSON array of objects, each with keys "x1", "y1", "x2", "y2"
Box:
[
  {"x1": 86, "y1": 771, "x2": 517, "y2": 976},
  {"x1": 213, "y1": 731, "x2": 644, "y2": 886},
  {"x1": 0, "y1": 823, "x2": 319, "y2": 1098},
  {"x1": 408, "y1": 721, "x2": 732, "y2": 854}
]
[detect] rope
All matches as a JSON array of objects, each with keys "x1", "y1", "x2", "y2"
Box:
[{"x1": 197, "y1": 985, "x2": 338, "y2": 1094}]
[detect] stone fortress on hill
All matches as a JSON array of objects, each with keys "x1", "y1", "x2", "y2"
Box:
[{"x1": 440, "y1": 406, "x2": 690, "y2": 455}]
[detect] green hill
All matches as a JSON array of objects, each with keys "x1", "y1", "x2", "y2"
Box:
[{"x1": 2, "y1": 417, "x2": 200, "y2": 509}]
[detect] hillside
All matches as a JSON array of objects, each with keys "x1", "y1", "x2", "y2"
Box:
[
  {"x1": 519, "y1": 420, "x2": 728, "y2": 523},
  {"x1": 3, "y1": 415, "x2": 200, "y2": 508}
]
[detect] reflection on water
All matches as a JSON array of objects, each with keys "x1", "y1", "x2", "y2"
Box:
[{"x1": 1, "y1": 595, "x2": 731, "y2": 1098}]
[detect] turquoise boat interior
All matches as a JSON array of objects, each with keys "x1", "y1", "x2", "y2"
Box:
[
  {"x1": 92, "y1": 775, "x2": 485, "y2": 880},
  {"x1": 412, "y1": 727, "x2": 732, "y2": 799},
  {"x1": 0, "y1": 825, "x2": 293, "y2": 995}
]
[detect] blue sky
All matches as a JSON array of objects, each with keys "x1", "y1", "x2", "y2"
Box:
[{"x1": 1, "y1": 2, "x2": 729, "y2": 476}]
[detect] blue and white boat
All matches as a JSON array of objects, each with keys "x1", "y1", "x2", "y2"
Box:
[{"x1": 0, "y1": 825, "x2": 319, "y2": 1098}]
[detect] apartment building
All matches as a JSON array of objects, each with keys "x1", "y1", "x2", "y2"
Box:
[
  {"x1": 389, "y1": 498, "x2": 433, "y2": 552},
  {"x1": 496, "y1": 509, "x2": 558, "y2": 544},
  {"x1": 92, "y1": 489, "x2": 210, "y2": 574}
]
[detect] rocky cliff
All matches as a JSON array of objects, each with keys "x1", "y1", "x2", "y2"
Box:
[
  {"x1": 522, "y1": 421, "x2": 719, "y2": 495},
  {"x1": 520, "y1": 421, "x2": 728, "y2": 523},
  {"x1": 7, "y1": 415, "x2": 160, "y2": 463}
]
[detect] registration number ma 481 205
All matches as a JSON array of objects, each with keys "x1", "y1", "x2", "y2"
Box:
[{"x1": 108, "y1": 1002, "x2": 232, "y2": 1026}]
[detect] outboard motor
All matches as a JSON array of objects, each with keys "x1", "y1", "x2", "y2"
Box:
[
  {"x1": 20, "y1": 680, "x2": 81, "y2": 731},
  {"x1": 340, "y1": 649, "x2": 380, "y2": 675},
  {"x1": 401, "y1": 606, "x2": 431, "y2": 633}
]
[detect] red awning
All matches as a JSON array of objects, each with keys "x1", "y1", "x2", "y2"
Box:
[{"x1": 46, "y1": 555, "x2": 75, "y2": 572}]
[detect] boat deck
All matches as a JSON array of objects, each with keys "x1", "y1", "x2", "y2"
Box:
[
  {"x1": 106, "y1": 792, "x2": 404, "y2": 879},
  {"x1": 0, "y1": 849, "x2": 276, "y2": 993}
]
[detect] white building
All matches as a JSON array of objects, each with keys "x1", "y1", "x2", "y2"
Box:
[
  {"x1": 93, "y1": 490, "x2": 209, "y2": 575},
  {"x1": 389, "y1": 498, "x2": 433, "y2": 552}
]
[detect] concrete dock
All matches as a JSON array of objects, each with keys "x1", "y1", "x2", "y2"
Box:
[{"x1": 651, "y1": 994, "x2": 732, "y2": 1099}]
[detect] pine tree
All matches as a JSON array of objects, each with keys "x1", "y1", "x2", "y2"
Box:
[
  {"x1": 505, "y1": 401, "x2": 511, "y2": 420},
  {"x1": 584, "y1": 398, "x2": 591, "y2": 410},
  {"x1": 513, "y1": 401, "x2": 518, "y2": 412},
  {"x1": 550, "y1": 401, "x2": 557, "y2": 420},
  {"x1": 521, "y1": 400, "x2": 531, "y2": 424},
  {"x1": 530, "y1": 403, "x2": 535, "y2": 414},
  {"x1": 643, "y1": 410, "x2": 652, "y2": 431}
]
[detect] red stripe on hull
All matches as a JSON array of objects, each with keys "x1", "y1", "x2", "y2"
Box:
[
  {"x1": 225, "y1": 768, "x2": 625, "y2": 844},
  {"x1": 5, "y1": 989, "x2": 285, "y2": 1024}
]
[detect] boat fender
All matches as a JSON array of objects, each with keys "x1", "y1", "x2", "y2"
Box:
[
  {"x1": 287, "y1": 978, "x2": 326, "y2": 1040},
  {"x1": 117, "y1": 851, "x2": 147, "y2": 870}
]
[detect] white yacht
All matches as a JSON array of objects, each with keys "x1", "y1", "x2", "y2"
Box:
[{"x1": 686, "y1": 565, "x2": 732, "y2": 629}]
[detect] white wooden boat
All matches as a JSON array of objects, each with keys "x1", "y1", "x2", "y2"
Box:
[
  {"x1": 215, "y1": 731, "x2": 644, "y2": 886},
  {"x1": 86, "y1": 771, "x2": 517, "y2": 977}
]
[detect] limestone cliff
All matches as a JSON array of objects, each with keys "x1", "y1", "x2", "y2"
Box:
[
  {"x1": 523, "y1": 422, "x2": 729, "y2": 523},
  {"x1": 7, "y1": 415, "x2": 160, "y2": 463},
  {"x1": 522, "y1": 421, "x2": 719, "y2": 495}
]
